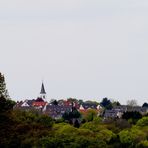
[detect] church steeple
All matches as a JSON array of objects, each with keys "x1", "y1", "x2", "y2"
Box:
[
  {"x1": 40, "y1": 82, "x2": 46, "y2": 94},
  {"x1": 40, "y1": 82, "x2": 46, "y2": 100}
]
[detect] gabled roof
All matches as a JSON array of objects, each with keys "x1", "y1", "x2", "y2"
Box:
[
  {"x1": 81, "y1": 103, "x2": 97, "y2": 110},
  {"x1": 21, "y1": 102, "x2": 29, "y2": 107}
]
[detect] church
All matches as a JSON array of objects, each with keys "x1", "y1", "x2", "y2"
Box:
[{"x1": 32, "y1": 82, "x2": 47, "y2": 108}]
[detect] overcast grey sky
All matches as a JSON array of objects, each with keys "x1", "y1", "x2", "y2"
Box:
[{"x1": 1, "y1": 0, "x2": 148, "y2": 105}]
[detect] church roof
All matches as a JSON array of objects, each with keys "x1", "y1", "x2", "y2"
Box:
[
  {"x1": 40, "y1": 82, "x2": 46, "y2": 94},
  {"x1": 36, "y1": 97, "x2": 44, "y2": 102}
]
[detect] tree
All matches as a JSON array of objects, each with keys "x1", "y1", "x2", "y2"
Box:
[
  {"x1": 83, "y1": 109, "x2": 98, "y2": 122},
  {"x1": 130, "y1": 128, "x2": 147, "y2": 145},
  {"x1": 0, "y1": 95, "x2": 15, "y2": 112},
  {"x1": 136, "y1": 117, "x2": 148, "y2": 127},
  {"x1": 119, "y1": 130, "x2": 133, "y2": 146},
  {"x1": 84, "y1": 100, "x2": 99, "y2": 106},
  {"x1": 37, "y1": 114, "x2": 53, "y2": 128},
  {"x1": 142, "y1": 102, "x2": 148, "y2": 108},
  {"x1": 122, "y1": 111, "x2": 142, "y2": 124},
  {"x1": 78, "y1": 99, "x2": 83, "y2": 105},
  {"x1": 137, "y1": 140, "x2": 148, "y2": 148},
  {"x1": 100, "y1": 98, "x2": 113, "y2": 109},
  {"x1": 62, "y1": 108, "x2": 81, "y2": 125},
  {"x1": 74, "y1": 119, "x2": 80, "y2": 128},
  {"x1": 50, "y1": 99, "x2": 58, "y2": 105},
  {"x1": 97, "y1": 129, "x2": 116, "y2": 143},
  {"x1": 0, "y1": 73, "x2": 6, "y2": 97},
  {"x1": 72, "y1": 109, "x2": 81, "y2": 118},
  {"x1": 67, "y1": 98, "x2": 78, "y2": 103},
  {"x1": 119, "y1": 128, "x2": 147, "y2": 147},
  {"x1": 127, "y1": 99, "x2": 137, "y2": 107},
  {"x1": 112, "y1": 101, "x2": 121, "y2": 107}
]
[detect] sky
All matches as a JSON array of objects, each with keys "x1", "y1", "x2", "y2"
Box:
[{"x1": 0, "y1": 0, "x2": 148, "y2": 105}]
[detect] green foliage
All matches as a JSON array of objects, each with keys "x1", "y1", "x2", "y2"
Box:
[
  {"x1": 37, "y1": 114, "x2": 53, "y2": 127},
  {"x1": 38, "y1": 137, "x2": 58, "y2": 148},
  {"x1": 0, "y1": 108, "x2": 54, "y2": 147},
  {"x1": 62, "y1": 108, "x2": 81, "y2": 123},
  {"x1": 81, "y1": 109, "x2": 98, "y2": 122},
  {"x1": 119, "y1": 130, "x2": 133, "y2": 146},
  {"x1": 0, "y1": 95, "x2": 15, "y2": 112},
  {"x1": 115, "y1": 119, "x2": 131, "y2": 130},
  {"x1": 77, "y1": 128, "x2": 94, "y2": 136},
  {"x1": 1, "y1": 103, "x2": 148, "y2": 148},
  {"x1": 12, "y1": 109, "x2": 39, "y2": 123},
  {"x1": 136, "y1": 140, "x2": 148, "y2": 148},
  {"x1": 136, "y1": 117, "x2": 148, "y2": 127},
  {"x1": 56, "y1": 124, "x2": 76, "y2": 135},
  {"x1": 12, "y1": 109, "x2": 53, "y2": 128},
  {"x1": 97, "y1": 129, "x2": 116, "y2": 143},
  {"x1": 74, "y1": 136, "x2": 106, "y2": 148},
  {"x1": 131, "y1": 128, "x2": 146, "y2": 144},
  {"x1": 93, "y1": 117, "x2": 102, "y2": 124},
  {"x1": 119, "y1": 127, "x2": 147, "y2": 147},
  {"x1": 80, "y1": 121, "x2": 105, "y2": 132},
  {"x1": 112, "y1": 101, "x2": 121, "y2": 107},
  {"x1": 84, "y1": 100, "x2": 99, "y2": 106}
]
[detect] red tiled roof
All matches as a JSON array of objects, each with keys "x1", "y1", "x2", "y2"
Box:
[{"x1": 32, "y1": 102, "x2": 46, "y2": 107}]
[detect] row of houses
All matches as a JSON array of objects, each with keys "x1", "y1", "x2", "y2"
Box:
[
  {"x1": 14, "y1": 82, "x2": 102, "y2": 119},
  {"x1": 14, "y1": 98, "x2": 102, "y2": 119},
  {"x1": 104, "y1": 105, "x2": 148, "y2": 119},
  {"x1": 14, "y1": 83, "x2": 148, "y2": 119}
]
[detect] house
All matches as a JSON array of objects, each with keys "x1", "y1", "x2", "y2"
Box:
[
  {"x1": 104, "y1": 105, "x2": 148, "y2": 119},
  {"x1": 78, "y1": 102, "x2": 101, "y2": 112},
  {"x1": 14, "y1": 82, "x2": 47, "y2": 111},
  {"x1": 113, "y1": 105, "x2": 148, "y2": 115},
  {"x1": 14, "y1": 99, "x2": 35, "y2": 111},
  {"x1": 104, "y1": 109, "x2": 123, "y2": 119},
  {"x1": 43, "y1": 103, "x2": 72, "y2": 119}
]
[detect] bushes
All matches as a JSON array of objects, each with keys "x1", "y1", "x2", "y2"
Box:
[
  {"x1": 136, "y1": 117, "x2": 148, "y2": 127},
  {"x1": 119, "y1": 128, "x2": 147, "y2": 147},
  {"x1": 136, "y1": 140, "x2": 148, "y2": 148},
  {"x1": 37, "y1": 114, "x2": 53, "y2": 127},
  {"x1": 119, "y1": 130, "x2": 133, "y2": 146}
]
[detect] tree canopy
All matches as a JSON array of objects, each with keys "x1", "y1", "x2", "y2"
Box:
[{"x1": 100, "y1": 98, "x2": 113, "y2": 109}]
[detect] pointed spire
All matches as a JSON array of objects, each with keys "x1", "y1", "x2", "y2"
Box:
[{"x1": 40, "y1": 82, "x2": 46, "y2": 94}]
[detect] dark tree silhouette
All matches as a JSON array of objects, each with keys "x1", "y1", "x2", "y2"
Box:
[
  {"x1": 122, "y1": 111, "x2": 142, "y2": 124},
  {"x1": 142, "y1": 102, "x2": 148, "y2": 108},
  {"x1": 100, "y1": 98, "x2": 113, "y2": 109}
]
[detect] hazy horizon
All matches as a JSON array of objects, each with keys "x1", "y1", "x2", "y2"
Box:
[{"x1": 1, "y1": 0, "x2": 148, "y2": 105}]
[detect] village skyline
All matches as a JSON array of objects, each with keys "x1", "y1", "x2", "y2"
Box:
[
  {"x1": 3, "y1": 78, "x2": 148, "y2": 106},
  {"x1": 7, "y1": 80, "x2": 146, "y2": 107}
]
